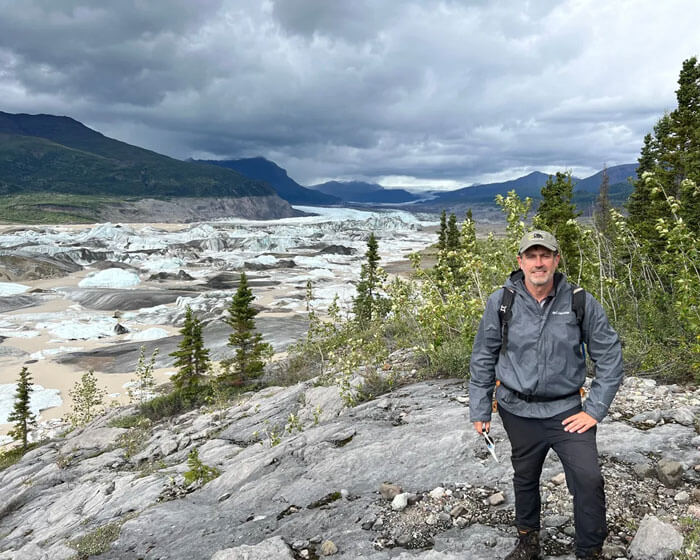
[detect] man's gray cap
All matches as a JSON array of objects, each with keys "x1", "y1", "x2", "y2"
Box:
[{"x1": 518, "y1": 230, "x2": 559, "y2": 254}]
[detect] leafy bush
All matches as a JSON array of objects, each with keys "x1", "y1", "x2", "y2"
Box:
[
  {"x1": 139, "y1": 386, "x2": 212, "y2": 421},
  {"x1": 0, "y1": 442, "x2": 40, "y2": 472},
  {"x1": 66, "y1": 369, "x2": 107, "y2": 428},
  {"x1": 183, "y1": 448, "x2": 220, "y2": 486},
  {"x1": 108, "y1": 413, "x2": 149, "y2": 429}
]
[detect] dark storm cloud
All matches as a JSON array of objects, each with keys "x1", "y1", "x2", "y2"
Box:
[{"x1": 1, "y1": 0, "x2": 698, "y2": 188}]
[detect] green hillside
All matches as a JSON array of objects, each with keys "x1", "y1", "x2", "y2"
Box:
[
  {"x1": 0, "y1": 112, "x2": 275, "y2": 198},
  {"x1": 0, "y1": 192, "x2": 132, "y2": 223}
]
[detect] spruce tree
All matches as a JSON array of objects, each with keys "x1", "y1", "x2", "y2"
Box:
[
  {"x1": 170, "y1": 306, "x2": 210, "y2": 396},
  {"x1": 627, "y1": 133, "x2": 658, "y2": 241},
  {"x1": 438, "y1": 210, "x2": 447, "y2": 250},
  {"x1": 8, "y1": 367, "x2": 36, "y2": 450},
  {"x1": 221, "y1": 272, "x2": 271, "y2": 388},
  {"x1": 533, "y1": 171, "x2": 581, "y2": 281},
  {"x1": 594, "y1": 166, "x2": 613, "y2": 237},
  {"x1": 352, "y1": 232, "x2": 388, "y2": 325},
  {"x1": 628, "y1": 57, "x2": 700, "y2": 241},
  {"x1": 446, "y1": 213, "x2": 460, "y2": 250}
]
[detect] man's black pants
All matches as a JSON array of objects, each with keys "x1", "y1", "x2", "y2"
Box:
[{"x1": 499, "y1": 404, "x2": 607, "y2": 555}]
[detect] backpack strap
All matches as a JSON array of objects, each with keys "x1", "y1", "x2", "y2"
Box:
[
  {"x1": 498, "y1": 287, "x2": 515, "y2": 355},
  {"x1": 570, "y1": 284, "x2": 586, "y2": 343},
  {"x1": 498, "y1": 279, "x2": 586, "y2": 354}
]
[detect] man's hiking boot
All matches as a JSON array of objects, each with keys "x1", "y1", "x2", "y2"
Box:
[
  {"x1": 504, "y1": 529, "x2": 541, "y2": 560},
  {"x1": 576, "y1": 547, "x2": 603, "y2": 559}
]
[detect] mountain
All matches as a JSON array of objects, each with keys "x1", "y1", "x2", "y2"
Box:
[
  {"x1": 573, "y1": 163, "x2": 637, "y2": 192},
  {"x1": 197, "y1": 157, "x2": 341, "y2": 205},
  {"x1": 429, "y1": 164, "x2": 637, "y2": 207},
  {"x1": 0, "y1": 112, "x2": 281, "y2": 199},
  {"x1": 433, "y1": 171, "x2": 552, "y2": 204},
  {"x1": 309, "y1": 180, "x2": 421, "y2": 203}
]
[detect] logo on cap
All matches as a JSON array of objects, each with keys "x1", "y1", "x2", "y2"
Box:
[{"x1": 532, "y1": 233, "x2": 543, "y2": 239}]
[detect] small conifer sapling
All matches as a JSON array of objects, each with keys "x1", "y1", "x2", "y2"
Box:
[{"x1": 8, "y1": 367, "x2": 37, "y2": 450}]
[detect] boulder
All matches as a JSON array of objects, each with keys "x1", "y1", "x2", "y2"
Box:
[
  {"x1": 656, "y1": 458, "x2": 683, "y2": 488},
  {"x1": 628, "y1": 514, "x2": 683, "y2": 560},
  {"x1": 211, "y1": 536, "x2": 294, "y2": 559}
]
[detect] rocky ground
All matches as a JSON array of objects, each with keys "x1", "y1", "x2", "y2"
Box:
[{"x1": 0, "y1": 357, "x2": 698, "y2": 560}]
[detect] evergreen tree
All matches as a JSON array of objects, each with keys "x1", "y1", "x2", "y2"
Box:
[
  {"x1": 446, "y1": 213, "x2": 460, "y2": 250},
  {"x1": 594, "y1": 165, "x2": 613, "y2": 237},
  {"x1": 221, "y1": 272, "x2": 272, "y2": 388},
  {"x1": 628, "y1": 57, "x2": 700, "y2": 241},
  {"x1": 627, "y1": 133, "x2": 660, "y2": 242},
  {"x1": 353, "y1": 232, "x2": 388, "y2": 325},
  {"x1": 170, "y1": 306, "x2": 210, "y2": 396},
  {"x1": 438, "y1": 210, "x2": 447, "y2": 250},
  {"x1": 7, "y1": 367, "x2": 36, "y2": 450},
  {"x1": 67, "y1": 369, "x2": 107, "y2": 427},
  {"x1": 533, "y1": 171, "x2": 581, "y2": 281}
]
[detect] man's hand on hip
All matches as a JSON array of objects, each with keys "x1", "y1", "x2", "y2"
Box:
[
  {"x1": 473, "y1": 421, "x2": 491, "y2": 434},
  {"x1": 562, "y1": 411, "x2": 597, "y2": 433}
]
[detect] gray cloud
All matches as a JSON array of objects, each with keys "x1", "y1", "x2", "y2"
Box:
[{"x1": 0, "y1": 0, "x2": 698, "y2": 188}]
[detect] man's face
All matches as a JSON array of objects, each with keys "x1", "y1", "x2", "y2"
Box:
[{"x1": 517, "y1": 246, "x2": 560, "y2": 288}]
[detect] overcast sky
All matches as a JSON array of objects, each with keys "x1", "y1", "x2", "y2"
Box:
[{"x1": 1, "y1": 0, "x2": 698, "y2": 190}]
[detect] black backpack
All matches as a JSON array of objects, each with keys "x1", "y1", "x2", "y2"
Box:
[{"x1": 498, "y1": 272, "x2": 586, "y2": 356}]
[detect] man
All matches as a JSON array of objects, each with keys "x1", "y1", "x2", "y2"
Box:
[{"x1": 469, "y1": 230, "x2": 623, "y2": 560}]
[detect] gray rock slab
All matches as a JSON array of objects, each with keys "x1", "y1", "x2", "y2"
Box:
[
  {"x1": 297, "y1": 384, "x2": 346, "y2": 424},
  {"x1": 218, "y1": 384, "x2": 308, "y2": 445},
  {"x1": 59, "y1": 427, "x2": 126, "y2": 455},
  {"x1": 211, "y1": 536, "x2": 295, "y2": 559},
  {"x1": 3, "y1": 376, "x2": 698, "y2": 560},
  {"x1": 596, "y1": 421, "x2": 699, "y2": 465},
  {"x1": 60, "y1": 287, "x2": 202, "y2": 311},
  {"x1": 628, "y1": 514, "x2": 684, "y2": 559},
  {"x1": 431, "y1": 524, "x2": 521, "y2": 559},
  {"x1": 98, "y1": 380, "x2": 515, "y2": 560},
  {"x1": 0, "y1": 294, "x2": 43, "y2": 312}
]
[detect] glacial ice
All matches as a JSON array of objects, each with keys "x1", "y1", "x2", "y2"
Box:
[
  {"x1": 0, "y1": 282, "x2": 30, "y2": 296},
  {"x1": 128, "y1": 328, "x2": 171, "y2": 341},
  {"x1": 0, "y1": 207, "x2": 439, "y2": 429},
  {"x1": 0, "y1": 383, "x2": 62, "y2": 424},
  {"x1": 79, "y1": 268, "x2": 141, "y2": 288}
]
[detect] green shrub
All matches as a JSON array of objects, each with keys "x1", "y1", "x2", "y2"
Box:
[
  {"x1": 183, "y1": 448, "x2": 220, "y2": 486},
  {"x1": 69, "y1": 521, "x2": 121, "y2": 557},
  {"x1": 139, "y1": 386, "x2": 212, "y2": 421},
  {"x1": 0, "y1": 442, "x2": 40, "y2": 472},
  {"x1": 115, "y1": 417, "x2": 153, "y2": 459},
  {"x1": 107, "y1": 413, "x2": 148, "y2": 429}
]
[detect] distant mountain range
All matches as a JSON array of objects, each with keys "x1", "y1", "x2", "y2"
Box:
[
  {"x1": 309, "y1": 180, "x2": 421, "y2": 203},
  {"x1": 428, "y1": 164, "x2": 637, "y2": 209},
  {"x1": 196, "y1": 157, "x2": 340, "y2": 205},
  {"x1": 0, "y1": 111, "x2": 278, "y2": 199},
  {"x1": 0, "y1": 110, "x2": 639, "y2": 223}
]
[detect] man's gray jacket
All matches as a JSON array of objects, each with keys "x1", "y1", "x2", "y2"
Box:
[{"x1": 469, "y1": 271, "x2": 623, "y2": 423}]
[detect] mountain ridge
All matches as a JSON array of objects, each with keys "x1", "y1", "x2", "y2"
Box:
[
  {"x1": 0, "y1": 111, "x2": 278, "y2": 199},
  {"x1": 309, "y1": 180, "x2": 421, "y2": 203},
  {"x1": 196, "y1": 157, "x2": 341, "y2": 205},
  {"x1": 430, "y1": 164, "x2": 637, "y2": 206}
]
